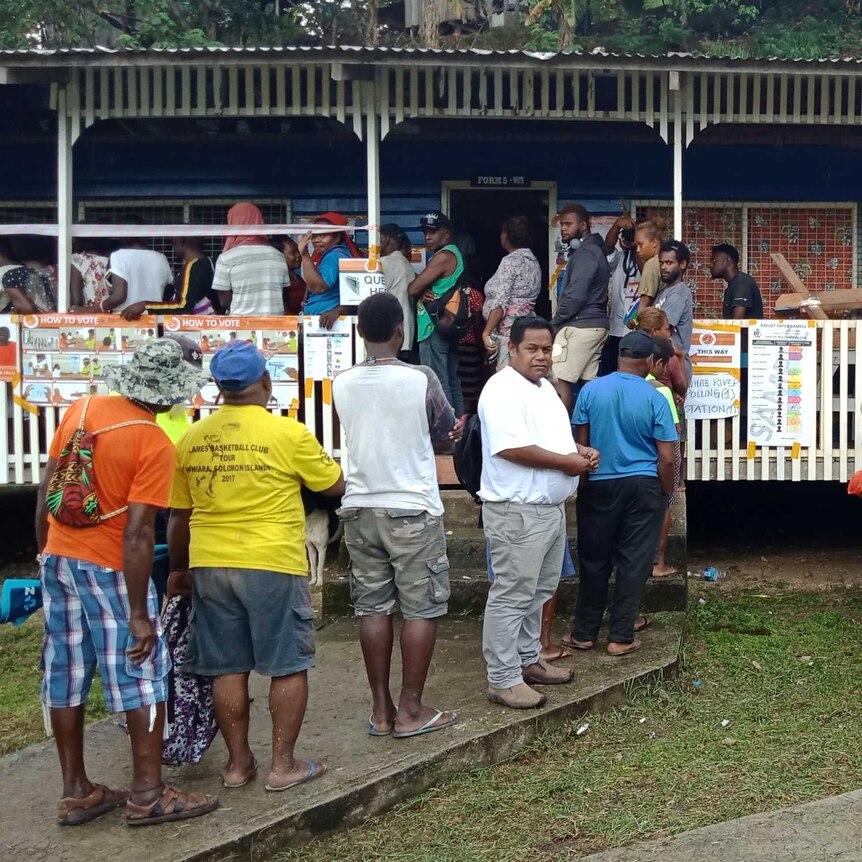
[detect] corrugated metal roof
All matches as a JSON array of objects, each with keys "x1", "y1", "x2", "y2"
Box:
[{"x1": 2, "y1": 43, "x2": 862, "y2": 71}]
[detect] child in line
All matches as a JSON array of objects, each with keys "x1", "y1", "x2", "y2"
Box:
[{"x1": 645, "y1": 335, "x2": 683, "y2": 578}]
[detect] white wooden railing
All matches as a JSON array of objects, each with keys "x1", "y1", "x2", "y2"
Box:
[
  {"x1": 0, "y1": 316, "x2": 361, "y2": 486},
  {"x1": 1, "y1": 317, "x2": 858, "y2": 486}
]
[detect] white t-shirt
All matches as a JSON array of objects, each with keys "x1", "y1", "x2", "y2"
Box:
[
  {"x1": 211, "y1": 245, "x2": 288, "y2": 316},
  {"x1": 381, "y1": 252, "x2": 416, "y2": 349},
  {"x1": 333, "y1": 358, "x2": 455, "y2": 515},
  {"x1": 108, "y1": 249, "x2": 173, "y2": 312},
  {"x1": 478, "y1": 366, "x2": 579, "y2": 505},
  {"x1": 608, "y1": 248, "x2": 642, "y2": 338}
]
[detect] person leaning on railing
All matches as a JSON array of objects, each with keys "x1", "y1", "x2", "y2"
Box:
[{"x1": 0, "y1": 237, "x2": 57, "y2": 313}]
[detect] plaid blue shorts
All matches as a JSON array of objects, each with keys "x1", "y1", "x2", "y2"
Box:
[{"x1": 40, "y1": 554, "x2": 170, "y2": 713}]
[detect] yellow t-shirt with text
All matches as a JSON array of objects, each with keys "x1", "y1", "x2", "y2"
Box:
[{"x1": 170, "y1": 404, "x2": 341, "y2": 575}]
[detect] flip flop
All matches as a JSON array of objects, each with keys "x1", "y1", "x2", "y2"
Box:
[
  {"x1": 392, "y1": 709, "x2": 458, "y2": 739},
  {"x1": 634, "y1": 616, "x2": 652, "y2": 633},
  {"x1": 561, "y1": 636, "x2": 595, "y2": 651},
  {"x1": 265, "y1": 760, "x2": 327, "y2": 793},
  {"x1": 222, "y1": 759, "x2": 257, "y2": 788},
  {"x1": 541, "y1": 644, "x2": 575, "y2": 662},
  {"x1": 608, "y1": 639, "x2": 643, "y2": 657},
  {"x1": 368, "y1": 714, "x2": 394, "y2": 737}
]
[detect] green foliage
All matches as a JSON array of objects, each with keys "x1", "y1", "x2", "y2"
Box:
[{"x1": 0, "y1": 0, "x2": 861, "y2": 59}]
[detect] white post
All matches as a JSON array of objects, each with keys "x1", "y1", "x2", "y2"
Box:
[
  {"x1": 57, "y1": 86, "x2": 74, "y2": 312},
  {"x1": 365, "y1": 80, "x2": 381, "y2": 262},
  {"x1": 673, "y1": 86, "x2": 683, "y2": 241}
]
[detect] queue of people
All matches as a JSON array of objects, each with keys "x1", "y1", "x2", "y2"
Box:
[{"x1": 29, "y1": 199, "x2": 767, "y2": 831}]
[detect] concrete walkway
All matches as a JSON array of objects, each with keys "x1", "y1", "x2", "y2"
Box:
[
  {"x1": 1, "y1": 615, "x2": 681, "y2": 862},
  {"x1": 581, "y1": 789, "x2": 862, "y2": 862}
]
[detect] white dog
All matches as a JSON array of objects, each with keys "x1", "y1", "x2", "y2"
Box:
[{"x1": 305, "y1": 507, "x2": 343, "y2": 588}]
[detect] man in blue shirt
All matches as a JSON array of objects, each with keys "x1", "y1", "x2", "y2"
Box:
[{"x1": 568, "y1": 330, "x2": 677, "y2": 656}]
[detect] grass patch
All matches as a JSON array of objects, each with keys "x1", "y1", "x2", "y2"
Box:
[
  {"x1": 278, "y1": 590, "x2": 862, "y2": 862},
  {"x1": 0, "y1": 612, "x2": 108, "y2": 754}
]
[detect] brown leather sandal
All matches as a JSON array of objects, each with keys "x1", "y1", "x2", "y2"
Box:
[
  {"x1": 57, "y1": 784, "x2": 129, "y2": 826},
  {"x1": 126, "y1": 785, "x2": 219, "y2": 827}
]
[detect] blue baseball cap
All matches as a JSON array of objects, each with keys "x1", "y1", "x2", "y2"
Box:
[{"x1": 210, "y1": 340, "x2": 267, "y2": 391}]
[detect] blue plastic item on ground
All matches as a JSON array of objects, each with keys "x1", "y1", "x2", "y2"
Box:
[{"x1": 0, "y1": 578, "x2": 43, "y2": 626}]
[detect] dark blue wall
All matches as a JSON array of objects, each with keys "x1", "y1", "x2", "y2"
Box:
[{"x1": 1, "y1": 133, "x2": 860, "y2": 222}]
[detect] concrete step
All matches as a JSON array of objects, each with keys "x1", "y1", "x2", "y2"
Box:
[
  {"x1": 0, "y1": 614, "x2": 684, "y2": 861},
  {"x1": 329, "y1": 490, "x2": 689, "y2": 617},
  {"x1": 323, "y1": 572, "x2": 688, "y2": 617}
]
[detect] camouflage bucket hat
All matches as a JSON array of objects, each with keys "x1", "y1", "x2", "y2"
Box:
[{"x1": 102, "y1": 338, "x2": 210, "y2": 406}]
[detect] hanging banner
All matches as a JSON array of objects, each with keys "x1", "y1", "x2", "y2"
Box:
[
  {"x1": 17, "y1": 314, "x2": 159, "y2": 406},
  {"x1": 685, "y1": 321, "x2": 742, "y2": 419},
  {"x1": 339, "y1": 258, "x2": 386, "y2": 305},
  {"x1": 0, "y1": 314, "x2": 19, "y2": 382},
  {"x1": 302, "y1": 316, "x2": 354, "y2": 381},
  {"x1": 747, "y1": 319, "x2": 817, "y2": 447},
  {"x1": 163, "y1": 315, "x2": 300, "y2": 411}
]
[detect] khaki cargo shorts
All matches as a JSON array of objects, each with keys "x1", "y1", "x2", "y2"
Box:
[
  {"x1": 338, "y1": 507, "x2": 450, "y2": 620},
  {"x1": 552, "y1": 326, "x2": 608, "y2": 384}
]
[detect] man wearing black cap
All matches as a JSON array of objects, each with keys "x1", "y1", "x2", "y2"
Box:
[
  {"x1": 380, "y1": 223, "x2": 417, "y2": 362},
  {"x1": 566, "y1": 331, "x2": 677, "y2": 657},
  {"x1": 407, "y1": 211, "x2": 465, "y2": 416}
]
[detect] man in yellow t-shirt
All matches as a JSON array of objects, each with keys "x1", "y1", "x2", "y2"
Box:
[{"x1": 168, "y1": 340, "x2": 343, "y2": 793}]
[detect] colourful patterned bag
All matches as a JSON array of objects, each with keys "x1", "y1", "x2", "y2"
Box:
[{"x1": 46, "y1": 396, "x2": 158, "y2": 528}]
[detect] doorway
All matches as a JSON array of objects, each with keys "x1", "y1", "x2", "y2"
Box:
[{"x1": 443, "y1": 182, "x2": 557, "y2": 319}]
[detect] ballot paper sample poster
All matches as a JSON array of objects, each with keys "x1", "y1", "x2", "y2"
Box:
[
  {"x1": 163, "y1": 315, "x2": 300, "y2": 410},
  {"x1": 339, "y1": 258, "x2": 385, "y2": 305},
  {"x1": 0, "y1": 314, "x2": 19, "y2": 382},
  {"x1": 302, "y1": 316, "x2": 354, "y2": 380},
  {"x1": 747, "y1": 319, "x2": 817, "y2": 447},
  {"x1": 685, "y1": 321, "x2": 742, "y2": 420},
  {"x1": 18, "y1": 314, "x2": 158, "y2": 406}
]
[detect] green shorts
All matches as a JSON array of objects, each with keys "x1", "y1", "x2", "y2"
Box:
[{"x1": 339, "y1": 507, "x2": 450, "y2": 620}]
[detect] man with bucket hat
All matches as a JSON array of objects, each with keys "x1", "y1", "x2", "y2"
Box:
[
  {"x1": 35, "y1": 338, "x2": 218, "y2": 827},
  {"x1": 169, "y1": 340, "x2": 344, "y2": 792}
]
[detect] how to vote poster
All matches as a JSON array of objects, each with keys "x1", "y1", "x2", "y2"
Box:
[
  {"x1": 17, "y1": 313, "x2": 158, "y2": 406},
  {"x1": 686, "y1": 321, "x2": 742, "y2": 420},
  {"x1": 163, "y1": 315, "x2": 300, "y2": 411},
  {"x1": 747, "y1": 320, "x2": 817, "y2": 447}
]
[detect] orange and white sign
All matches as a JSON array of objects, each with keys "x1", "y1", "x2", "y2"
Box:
[
  {"x1": 686, "y1": 321, "x2": 742, "y2": 420},
  {"x1": 164, "y1": 315, "x2": 300, "y2": 411},
  {"x1": 339, "y1": 258, "x2": 385, "y2": 305}
]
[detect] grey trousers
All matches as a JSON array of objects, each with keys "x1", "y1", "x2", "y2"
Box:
[{"x1": 481, "y1": 501, "x2": 567, "y2": 688}]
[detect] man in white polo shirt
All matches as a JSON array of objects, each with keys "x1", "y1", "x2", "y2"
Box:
[{"x1": 479, "y1": 315, "x2": 597, "y2": 710}]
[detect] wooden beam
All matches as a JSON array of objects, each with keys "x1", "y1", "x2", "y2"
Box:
[
  {"x1": 769, "y1": 252, "x2": 829, "y2": 320},
  {"x1": 331, "y1": 63, "x2": 375, "y2": 82},
  {"x1": 775, "y1": 288, "x2": 862, "y2": 313}
]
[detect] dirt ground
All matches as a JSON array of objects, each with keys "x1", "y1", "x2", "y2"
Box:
[{"x1": 688, "y1": 546, "x2": 862, "y2": 591}]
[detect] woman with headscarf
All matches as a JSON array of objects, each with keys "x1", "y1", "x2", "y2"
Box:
[
  {"x1": 298, "y1": 212, "x2": 359, "y2": 330},
  {"x1": 212, "y1": 202, "x2": 288, "y2": 316}
]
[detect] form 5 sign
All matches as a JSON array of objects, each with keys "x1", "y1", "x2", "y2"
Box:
[{"x1": 339, "y1": 259, "x2": 386, "y2": 305}]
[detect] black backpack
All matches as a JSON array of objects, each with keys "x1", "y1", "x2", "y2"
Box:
[
  {"x1": 452, "y1": 414, "x2": 483, "y2": 500},
  {"x1": 425, "y1": 270, "x2": 471, "y2": 343}
]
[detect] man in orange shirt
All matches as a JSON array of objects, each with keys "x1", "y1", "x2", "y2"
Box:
[{"x1": 35, "y1": 339, "x2": 218, "y2": 828}]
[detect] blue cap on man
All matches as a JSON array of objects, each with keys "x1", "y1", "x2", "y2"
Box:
[{"x1": 210, "y1": 340, "x2": 267, "y2": 391}]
